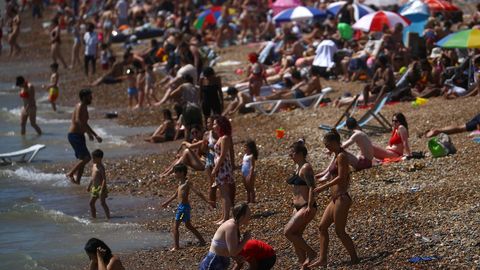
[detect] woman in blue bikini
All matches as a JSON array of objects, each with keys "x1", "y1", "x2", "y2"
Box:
[{"x1": 199, "y1": 203, "x2": 251, "y2": 270}]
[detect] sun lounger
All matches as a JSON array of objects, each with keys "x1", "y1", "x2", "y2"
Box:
[
  {"x1": 0, "y1": 144, "x2": 46, "y2": 163},
  {"x1": 245, "y1": 87, "x2": 333, "y2": 115}
]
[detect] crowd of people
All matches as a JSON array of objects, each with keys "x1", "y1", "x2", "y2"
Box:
[{"x1": 4, "y1": 0, "x2": 480, "y2": 269}]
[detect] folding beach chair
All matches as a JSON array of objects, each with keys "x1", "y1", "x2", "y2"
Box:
[
  {"x1": 245, "y1": 87, "x2": 333, "y2": 115},
  {"x1": 356, "y1": 92, "x2": 393, "y2": 132},
  {"x1": 318, "y1": 94, "x2": 360, "y2": 132}
]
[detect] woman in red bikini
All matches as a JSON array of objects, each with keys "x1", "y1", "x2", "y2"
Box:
[
  {"x1": 309, "y1": 131, "x2": 359, "y2": 268},
  {"x1": 373, "y1": 112, "x2": 412, "y2": 159},
  {"x1": 16, "y1": 76, "x2": 42, "y2": 135}
]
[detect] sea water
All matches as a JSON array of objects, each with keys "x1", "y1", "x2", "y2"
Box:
[{"x1": 0, "y1": 76, "x2": 171, "y2": 269}]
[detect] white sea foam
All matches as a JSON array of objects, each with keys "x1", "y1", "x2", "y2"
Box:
[
  {"x1": 4, "y1": 167, "x2": 70, "y2": 187},
  {"x1": 2, "y1": 106, "x2": 71, "y2": 124},
  {"x1": 93, "y1": 127, "x2": 129, "y2": 146}
]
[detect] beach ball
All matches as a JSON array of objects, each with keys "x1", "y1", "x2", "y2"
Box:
[
  {"x1": 337, "y1": 23, "x2": 353, "y2": 40},
  {"x1": 275, "y1": 128, "x2": 285, "y2": 139}
]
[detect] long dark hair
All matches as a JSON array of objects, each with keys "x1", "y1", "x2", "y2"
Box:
[
  {"x1": 84, "y1": 238, "x2": 113, "y2": 265},
  {"x1": 245, "y1": 139, "x2": 258, "y2": 160},
  {"x1": 393, "y1": 112, "x2": 408, "y2": 130},
  {"x1": 232, "y1": 203, "x2": 249, "y2": 223}
]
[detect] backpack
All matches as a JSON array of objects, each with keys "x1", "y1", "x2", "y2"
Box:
[{"x1": 428, "y1": 133, "x2": 456, "y2": 158}]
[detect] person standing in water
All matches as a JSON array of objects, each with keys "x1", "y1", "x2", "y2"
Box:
[
  {"x1": 66, "y1": 89, "x2": 102, "y2": 184},
  {"x1": 43, "y1": 62, "x2": 60, "y2": 112},
  {"x1": 16, "y1": 76, "x2": 42, "y2": 136},
  {"x1": 49, "y1": 17, "x2": 68, "y2": 69}
]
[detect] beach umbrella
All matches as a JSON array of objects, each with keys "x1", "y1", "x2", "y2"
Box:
[
  {"x1": 399, "y1": 0, "x2": 430, "y2": 21},
  {"x1": 270, "y1": 0, "x2": 302, "y2": 15},
  {"x1": 424, "y1": 0, "x2": 459, "y2": 12},
  {"x1": 326, "y1": 1, "x2": 375, "y2": 21},
  {"x1": 194, "y1": 6, "x2": 223, "y2": 30},
  {"x1": 361, "y1": 0, "x2": 402, "y2": 8},
  {"x1": 352, "y1": 10, "x2": 410, "y2": 32},
  {"x1": 435, "y1": 29, "x2": 480, "y2": 48},
  {"x1": 273, "y1": 6, "x2": 327, "y2": 23}
]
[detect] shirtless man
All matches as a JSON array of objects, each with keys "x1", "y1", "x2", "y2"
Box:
[
  {"x1": 16, "y1": 76, "x2": 42, "y2": 135},
  {"x1": 66, "y1": 89, "x2": 102, "y2": 184},
  {"x1": 316, "y1": 117, "x2": 374, "y2": 181},
  {"x1": 161, "y1": 163, "x2": 215, "y2": 251},
  {"x1": 362, "y1": 55, "x2": 395, "y2": 105},
  {"x1": 222, "y1": 87, "x2": 253, "y2": 116}
]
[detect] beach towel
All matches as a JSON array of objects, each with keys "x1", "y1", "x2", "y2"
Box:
[{"x1": 312, "y1": 40, "x2": 338, "y2": 69}]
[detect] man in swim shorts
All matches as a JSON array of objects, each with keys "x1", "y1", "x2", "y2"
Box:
[
  {"x1": 426, "y1": 113, "x2": 480, "y2": 138},
  {"x1": 66, "y1": 89, "x2": 102, "y2": 185},
  {"x1": 343, "y1": 117, "x2": 374, "y2": 170}
]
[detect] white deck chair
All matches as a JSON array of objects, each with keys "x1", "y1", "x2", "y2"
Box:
[
  {"x1": 245, "y1": 87, "x2": 333, "y2": 115},
  {"x1": 0, "y1": 144, "x2": 46, "y2": 163}
]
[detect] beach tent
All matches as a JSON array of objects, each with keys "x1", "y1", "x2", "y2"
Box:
[
  {"x1": 270, "y1": 0, "x2": 302, "y2": 15},
  {"x1": 399, "y1": 0, "x2": 430, "y2": 45}
]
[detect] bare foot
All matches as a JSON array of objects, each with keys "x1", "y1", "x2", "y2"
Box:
[
  {"x1": 425, "y1": 129, "x2": 438, "y2": 138},
  {"x1": 170, "y1": 247, "x2": 179, "y2": 251},
  {"x1": 308, "y1": 258, "x2": 327, "y2": 268},
  {"x1": 303, "y1": 252, "x2": 317, "y2": 269},
  {"x1": 66, "y1": 173, "x2": 77, "y2": 184}
]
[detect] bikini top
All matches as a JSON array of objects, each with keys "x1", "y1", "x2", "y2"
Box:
[
  {"x1": 19, "y1": 89, "x2": 29, "y2": 99},
  {"x1": 287, "y1": 170, "x2": 307, "y2": 186},
  {"x1": 389, "y1": 128, "x2": 402, "y2": 146}
]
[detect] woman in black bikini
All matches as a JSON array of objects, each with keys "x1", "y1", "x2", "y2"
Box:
[
  {"x1": 309, "y1": 131, "x2": 359, "y2": 268},
  {"x1": 284, "y1": 140, "x2": 317, "y2": 269}
]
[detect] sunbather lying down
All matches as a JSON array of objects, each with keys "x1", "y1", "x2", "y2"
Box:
[
  {"x1": 256, "y1": 69, "x2": 322, "y2": 101},
  {"x1": 425, "y1": 113, "x2": 480, "y2": 138}
]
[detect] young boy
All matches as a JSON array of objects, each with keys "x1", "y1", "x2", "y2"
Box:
[
  {"x1": 126, "y1": 68, "x2": 138, "y2": 108},
  {"x1": 161, "y1": 163, "x2": 215, "y2": 251},
  {"x1": 44, "y1": 62, "x2": 59, "y2": 111},
  {"x1": 87, "y1": 149, "x2": 111, "y2": 219}
]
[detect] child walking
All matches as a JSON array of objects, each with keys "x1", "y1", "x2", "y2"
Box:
[
  {"x1": 161, "y1": 163, "x2": 215, "y2": 251},
  {"x1": 241, "y1": 140, "x2": 258, "y2": 203},
  {"x1": 145, "y1": 64, "x2": 159, "y2": 106},
  {"x1": 87, "y1": 149, "x2": 111, "y2": 219},
  {"x1": 44, "y1": 62, "x2": 59, "y2": 111},
  {"x1": 126, "y1": 68, "x2": 138, "y2": 108}
]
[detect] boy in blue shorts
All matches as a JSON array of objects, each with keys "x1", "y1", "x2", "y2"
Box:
[{"x1": 161, "y1": 163, "x2": 215, "y2": 251}]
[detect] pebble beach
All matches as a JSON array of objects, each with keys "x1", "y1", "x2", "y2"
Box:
[{"x1": 2, "y1": 5, "x2": 480, "y2": 270}]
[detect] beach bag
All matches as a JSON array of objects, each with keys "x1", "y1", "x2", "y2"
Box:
[{"x1": 428, "y1": 133, "x2": 456, "y2": 158}]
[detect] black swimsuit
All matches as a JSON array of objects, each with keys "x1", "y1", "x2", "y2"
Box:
[{"x1": 287, "y1": 172, "x2": 317, "y2": 210}]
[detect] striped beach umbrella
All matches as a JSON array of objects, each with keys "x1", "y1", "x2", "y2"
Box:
[
  {"x1": 352, "y1": 10, "x2": 410, "y2": 32},
  {"x1": 273, "y1": 6, "x2": 327, "y2": 23},
  {"x1": 326, "y1": 1, "x2": 375, "y2": 21},
  {"x1": 194, "y1": 6, "x2": 223, "y2": 30},
  {"x1": 424, "y1": 0, "x2": 459, "y2": 12},
  {"x1": 436, "y1": 29, "x2": 480, "y2": 48}
]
